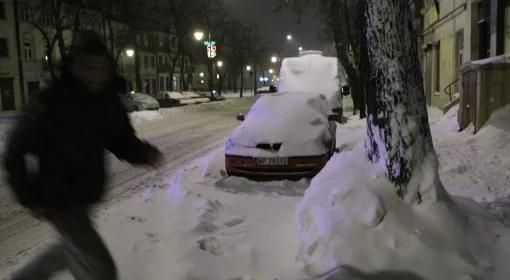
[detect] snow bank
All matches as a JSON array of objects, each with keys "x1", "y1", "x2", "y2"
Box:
[
  {"x1": 296, "y1": 104, "x2": 510, "y2": 279},
  {"x1": 226, "y1": 92, "x2": 333, "y2": 157},
  {"x1": 296, "y1": 143, "x2": 510, "y2": 279},
  {"x1": 129, "y1": 110, "x2": 164, "y2": 125},
  {"x1": 278, "y1": 54, "x2": 341, "y2": 110},
  {"x1": 434, "y1": 104, "x2": 510, "y2": 202}
]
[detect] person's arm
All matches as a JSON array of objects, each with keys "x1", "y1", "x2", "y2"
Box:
[
  {"x1": 107, "y1": 98, "x2": 162, "y2": 166},
  {"x1": 4, "y1": 107, "x2": 42, "y2": 207}
]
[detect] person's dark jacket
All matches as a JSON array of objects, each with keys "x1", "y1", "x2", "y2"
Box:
[{"x1": 4, "y1": 76, "x2": 159, "y2": 209}]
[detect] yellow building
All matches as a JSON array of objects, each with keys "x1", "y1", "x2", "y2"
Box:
[
  {"x1": 421, "y1": 0, "x2": 510, "y2": 115},
  {"x1": 0, "y1": 0, "x2": 23, "y2": 111}
]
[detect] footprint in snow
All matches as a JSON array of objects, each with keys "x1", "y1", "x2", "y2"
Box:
[
  {"x1": 197, "y1": 236, "x2": 223, "y2": 256},
  {"x1": 224, "y1": 217, "x2": 246, "y2": 228},
  {"x1": 145, "y1": 232, "x2": 161, "y2": 243},
  {"x1": 129, "y1": 216, "x2": 147, "y2": 223}
]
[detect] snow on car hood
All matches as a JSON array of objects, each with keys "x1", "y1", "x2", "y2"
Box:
[
  {"x1": 226, "y1": 92, "x2": 334, "y2": 157},
  {"x1": 278, "y1": 54, "x2": 341, "y2": 110}
]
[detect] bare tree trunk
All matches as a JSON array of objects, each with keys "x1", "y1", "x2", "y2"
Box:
[
  {"x1": 179, "y1": 55, "x2": 187, "y2": 91},
  {"x1": 169, "y1": 54, "x2": 179, "y2": 91},
  {"x1": 364, "y1": 0, "x2": 437, "y2": 203},
  {"x1": 107, "y1": 19, "x2": 115, "y2": 55},
  {"x1": 52, "y1": 0, "x2": 67, "y2": 59}
]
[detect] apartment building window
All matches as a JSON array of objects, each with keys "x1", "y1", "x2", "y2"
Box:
[
  {"x1": 144, "y1": 55, "x2": 148, "y2": 68},
  {"x1": 0, "y1": 38, "x2": 8, "y2": 57},
  {"x1": 159, "y1": 77, "x2": 165, "y2": 91},
  {"x1": 158, "y1": 55, "x2": 163, "y2": 65},
  {"x1": 0, "y1": 1, "x2": 6, "y2": 20},
  {"x1": 434, "y1": 42, "x2": 441, "y2": 93},
  {"x1": 151, "y1": 56, "x2": 155, "y2": 68},
  {"x1": 503, "y1": 0, "x2": 510, "y2": 53},
  {"x1": 21, "y1": 5, "x2": 33, "y2": 22},
  {"x1": 477, "y1": 0, "x2": 491, "y2": 59},
  {"x1": 23, "y1": 42, "x2": 33, "y2": 60}
]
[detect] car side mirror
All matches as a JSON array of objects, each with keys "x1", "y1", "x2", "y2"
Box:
[
  {"x1": 328, "y1": 113, "x2": 342, "y2": 123},
  {"x1": 236, "y1": 113, "x2": 245, "y2": 121}
]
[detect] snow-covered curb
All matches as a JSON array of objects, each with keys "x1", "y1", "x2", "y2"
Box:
[{"x1": 129, "y1": 98, "x2": 252, "y2": 126}]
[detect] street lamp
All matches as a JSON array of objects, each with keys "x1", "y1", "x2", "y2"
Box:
[
  {"x1": 298, "y1": 46, "x2": 303, "y2": 51},
  {"x1": 286, "y1": 34, "x2": 292, "y2": 40},
  {"x1": 271, "y1": 56, "x2": 278, "y2": 63},
  {"x1": 246, "y1": 65, "x2": 252, "y2": 71},
  {"x1": 194, "y1": 30, "x2": 215, "y2": 97},
  {"x1": 199, "y1": 72, "x2": 204, "y2": 77},
  {"x1": 194, "y1": 31, "x2": 204, "y2": 41},
  {"x1": 217, "y1": 60, "x2": 223, "y2": 68},
  {"x1": 126, "y1": 49, "x2": 134, "y2": 57},
  {"x1": 269, "y1": 69, "x2": 274, "y2": 74}
]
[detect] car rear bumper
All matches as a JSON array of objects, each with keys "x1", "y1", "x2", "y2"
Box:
[{"x1": 225, "y1": 154, "x2": 328, "y2": 180}]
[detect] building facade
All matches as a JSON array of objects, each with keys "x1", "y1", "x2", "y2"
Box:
[
  {"x1": 0, "y1": 0, "x2": 23, "y2": 111},
  {"x1": 0, "y1": 0, "x2": 196, "y2": 111},
  {"x1": 420, "y1": 0, "x2": 510, "y2": 112}
]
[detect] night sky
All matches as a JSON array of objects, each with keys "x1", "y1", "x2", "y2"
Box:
[{"x1": 224, "y1": 0, "x2": 324, "y2": 54}]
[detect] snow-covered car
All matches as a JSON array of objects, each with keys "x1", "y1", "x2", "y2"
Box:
[
  {"x1": 257, "y1": 85, "x2": 277, "y2": 94},
  {"x1": 278, "y1": 52, "x2": 343, "y2": 117},
  {"x1": 225, "y1": 91, "x2": 339, "y2": 180},
  {"x1": 157, "y1": 91, "x2": 209, "y2": 106},
  {"x1": 120, "y1": 93, "x2": 160, "y2": 111}
]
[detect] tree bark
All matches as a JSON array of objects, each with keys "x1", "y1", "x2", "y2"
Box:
[
  {"x1": 364, "y1": 0, "x2": 436, "y2": 203},
  {"x1": 52, "y1": 0, "x2": 67, "y2": 59}
]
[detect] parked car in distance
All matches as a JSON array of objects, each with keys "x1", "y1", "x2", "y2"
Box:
[
  {"x1": 157, "y1": 91, "x2": 210, "y2": 106},
  {"x1": 225, "y1": 91, "x2": 340, "y2": 180},
  {"x1": 257, "y1": 85, "x2": 277, "y2": 94},
  {"x1": 119, "y1": 92, "x2": 160, "y2": 112}
]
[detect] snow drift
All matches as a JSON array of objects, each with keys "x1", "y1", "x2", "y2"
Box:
[{"x1": 296, "y1": 105, "x2": 510, "y2": 279}]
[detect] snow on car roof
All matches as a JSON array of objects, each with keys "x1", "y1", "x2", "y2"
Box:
[
  {"x1": 278, "y1": 54, "x2": 341, "y2": 109},
  {"x1": 227, "y1": 91, "x2": 334, "y2": 156}
]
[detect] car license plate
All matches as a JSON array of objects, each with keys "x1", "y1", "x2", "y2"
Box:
[{"x1": 256, "y1": 157, "x2": 288, "y2": 166}]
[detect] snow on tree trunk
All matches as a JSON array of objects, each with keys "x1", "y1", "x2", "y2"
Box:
[{"x1": 364, "y1": 0, "x2": 441, "y2": 203}]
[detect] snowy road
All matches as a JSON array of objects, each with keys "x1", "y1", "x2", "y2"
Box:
[{"x1": 0, "y1": 98, "x2": 255, "y2": 277}]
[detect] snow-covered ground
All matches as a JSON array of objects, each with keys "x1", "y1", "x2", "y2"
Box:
[
  {"x1": 0, "y1": 98, "x2": 256, "y2": 278},
  {"x1": 1, "y1": 98, "x2": 510, "y2": 279}
]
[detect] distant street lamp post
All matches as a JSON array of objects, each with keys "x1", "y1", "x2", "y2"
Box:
[
  {"x1": 126, "y1": 49, "x2": 135, "y2": 57},
  {"x1": 194, "y1": 30, "x2": 216, "y2": 97}
]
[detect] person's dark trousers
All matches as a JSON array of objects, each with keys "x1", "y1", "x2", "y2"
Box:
[{"x1": 10, "y1": 207, "x2": 117, "y2": 280}]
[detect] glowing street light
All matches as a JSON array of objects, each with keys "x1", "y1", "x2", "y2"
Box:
[
  {"x1": 286, "y1": 34, "x2": 292, "y2": 40},
  {"x1": 199, "y1": 72, "x2": 204, "y2": 77},
  {"x1": 194, "y1": 31, "x2": 204, "y2": 41},
  {"x1": 298, "y1": 46, "x2": 303, "y2": 51},
  {"x1": 269, "y1": 69, "x2": 274, "y2": 74},
  {"x1": 246, "y1": 65, "x2": 252, "y2": 71},
  {"x1": 271, "y1": 56, "x2": 278, "y2": 63},
  {"x1": 126, "y1": 49, "x2": 134, "y2": 57},
  {"x1": 217, "y1": 60, "x2": 223, "y2": 67}
]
